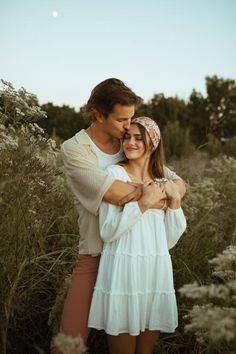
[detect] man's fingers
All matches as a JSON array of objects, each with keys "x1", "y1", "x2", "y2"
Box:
[{"x1": 127, "y1": 181, "x2": 143, "y2": 187}]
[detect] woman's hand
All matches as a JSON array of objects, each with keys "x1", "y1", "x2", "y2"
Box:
[{"x1": 138, "y1": 181, "x2": 166, "y2": 213}]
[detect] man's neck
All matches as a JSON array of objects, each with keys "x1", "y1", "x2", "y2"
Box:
[{"x1": 86, "y1": 124, "x2": 120, "y2": 154}]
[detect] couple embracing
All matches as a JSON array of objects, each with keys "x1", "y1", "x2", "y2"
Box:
[{"x1": 58, "y1": 78, "x2": 186, "y2": 354}]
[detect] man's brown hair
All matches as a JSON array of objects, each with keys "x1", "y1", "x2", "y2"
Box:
[{"x1": 84, "y1": 78, "x2": 142, "y2": 120}]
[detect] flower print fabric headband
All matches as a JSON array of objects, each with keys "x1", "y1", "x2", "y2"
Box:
[{"x1": 131, "y1": 116, "x2": 161, "y2": 150}]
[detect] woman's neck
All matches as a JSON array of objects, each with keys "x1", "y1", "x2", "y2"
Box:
[{"x1": 124, "y1": 158, "x2": 152, "y2": 183}]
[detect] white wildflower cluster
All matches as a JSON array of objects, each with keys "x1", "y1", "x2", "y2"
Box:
[
  {"x1": 52, "y1": 333, "x2": 87, "y2": 354},
  {"x1": 210, "y1": 245, "x2": 236, "y2": 281},
  {"x1": 207, "y1": 155, "x2": 236, "y2": 179},
  {"x1": 179, "y1": 246, "x2": 236, "y2": 349},
  {"x1": 0, "y1": 129, "x2": 19, "y2": 150},
  {"x1": 0, "y1": 79, "x2": 46, "y2": 126},
  {"x1": 183, "y1": 177, "x2": 220, "y2": 222},
  {"x1": 179, "y1": 281, "x2": 232, "y2": 302},
  {"x1": 185, "y1": 304, "x2": 236, "y2": 345}
]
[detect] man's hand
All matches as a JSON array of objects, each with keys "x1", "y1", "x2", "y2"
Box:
[
  {"x1": 164, "y1": 180, "x2": 181, "y2": 209},
  {"x1": 173, "y1": 179, "x2": 186, "y2": 198},
  {"x1": 164, "y1": 180, "x2": 180, "y2": 199}
]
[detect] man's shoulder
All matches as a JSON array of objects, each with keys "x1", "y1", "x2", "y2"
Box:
[
  {"x1": 164, "y1": 165, "x2": 181, "y2": 180},
  {"x1": 62, "y1": 129, "x2": 89, "y2": 146},
  {"x1": 61, "y1": 130, "x2": 90, "y2": 153}
]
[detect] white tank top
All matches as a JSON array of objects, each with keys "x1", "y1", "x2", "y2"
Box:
[{"x1": 86, "y1": 133, "x2": 124, "y2": 170}]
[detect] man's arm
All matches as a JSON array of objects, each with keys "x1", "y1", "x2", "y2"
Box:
[
  {"x1": 103, "y1": 180, "x2": 142, "y2": 205},
  {"x1": 61, "y1": 140, "x2": 185, "y2": 214},
  {"x1": 105, "y1": 178, "x2": 186, "y2": 207}
]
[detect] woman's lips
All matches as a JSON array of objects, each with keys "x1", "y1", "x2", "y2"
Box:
[{"x1": 126, "y1": 147, "x2": 137, "y2": 151}]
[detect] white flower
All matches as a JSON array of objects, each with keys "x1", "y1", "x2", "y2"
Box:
[{"x1": 52, "y1": 333, "x2": 87, "y2": 354}]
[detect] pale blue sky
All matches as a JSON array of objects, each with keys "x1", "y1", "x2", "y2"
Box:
[{"x1": 1, "y1": 0, "x2": 236, "y2": 109}]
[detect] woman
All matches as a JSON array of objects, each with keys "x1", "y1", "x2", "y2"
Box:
[{"x1": 88, "y1": 117, "x2": 186, "y2": 354}]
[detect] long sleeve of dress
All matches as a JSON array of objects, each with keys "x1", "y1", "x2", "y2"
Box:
[
  {"x1": 98, "y1": 165, "x2": 143, "y2": 242},
  {"x1": 164, "y1": 207, "x2": 187, "y2": 250},
  {"x1": 99, "y1": 200, "x2": 143, "y2": 242}
]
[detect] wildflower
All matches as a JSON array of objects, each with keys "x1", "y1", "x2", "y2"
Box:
[
  {"x1": 179, "y1": 246, "x2": 236, "y2": 348},
  {"x1": 52, "y1": 333, "x2": 87, "y2": 354}
]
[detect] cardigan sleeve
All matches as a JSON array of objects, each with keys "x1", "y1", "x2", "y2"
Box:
[
  {"x1": 99, "y1": 165, "x2": 143, "y2": 242},
  {"x1": 164, "y1": 166, "x2": 182, "y2": 180},
  {"x1": 164, "y1": 207, "x2": 187, "y2": 249},
  {"x1": 61, "y1": 140, "x2": 115, "y2": 216}
]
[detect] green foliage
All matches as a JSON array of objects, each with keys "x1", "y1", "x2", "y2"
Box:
[
  {"x1": 223, "y1": 135, "x2": 236, "y2": 157},
  {"x1": 205, "y1": 133, "x2": 222, "y2": 157},
  {"x1": 206, "y1": 75, "x2": 236, "y2": 139},
  {"x1": 163, "y1": 120, "x2": 194, "y2": 160},
  {"x1": 136, "y1": 94, "x2": 188, "y2": 130},
  {"x1": 187, "y1": 90, "x2": 209, "y2": 145},
  {"x1": 40, "y1": 102, "x2": 86, "y2": 140},
  {"x1": 204, "y1": 134, "x2": 236, "y2": 158}
]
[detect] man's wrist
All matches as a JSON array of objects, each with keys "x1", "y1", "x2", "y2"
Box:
[{"x1": 168, "y1": 195, "x2": 181, "y2": 209}]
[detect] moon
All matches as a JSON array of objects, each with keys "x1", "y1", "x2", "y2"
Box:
[{"x1": 52, "y1": 10, "x2": 58, "y2": 18}]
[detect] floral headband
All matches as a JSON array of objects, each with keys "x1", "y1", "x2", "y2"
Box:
[{"x1": 131, "y1": 116, "x2": 161, "y2": 150}]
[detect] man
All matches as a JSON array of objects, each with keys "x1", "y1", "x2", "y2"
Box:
[{"x1": 59, "y1": 78, "x2": 185, "y2": 343}]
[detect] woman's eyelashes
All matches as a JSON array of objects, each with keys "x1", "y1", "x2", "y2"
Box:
[{"x1": 123, "y1": 134, "x2": 143, "y2": 141}]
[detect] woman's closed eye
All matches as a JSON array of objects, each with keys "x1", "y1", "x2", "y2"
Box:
[{"x1": 123, "y1": 134, "x2": 143, "y2": 141}]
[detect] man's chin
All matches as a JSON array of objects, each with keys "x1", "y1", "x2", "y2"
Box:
[{"x1": 119, "y1": 132, "x2": 125, "y2": 138}]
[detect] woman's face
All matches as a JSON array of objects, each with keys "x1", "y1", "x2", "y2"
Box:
[{"x1": 123, "y1": 124, "x2": 151, "y2": 160}]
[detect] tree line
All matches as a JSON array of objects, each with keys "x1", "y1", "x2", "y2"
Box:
[{"x1": 39, "y1": 75, "x2": 236, "y2": 158}]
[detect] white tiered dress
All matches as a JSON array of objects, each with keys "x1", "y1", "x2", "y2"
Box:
[{"x1": 88, "y1": 165, "x2": 186, "y2": 336}]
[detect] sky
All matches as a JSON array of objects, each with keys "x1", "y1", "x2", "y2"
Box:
[{"x1": 1, "y1": 0, "x2": 236, "y2": 109}]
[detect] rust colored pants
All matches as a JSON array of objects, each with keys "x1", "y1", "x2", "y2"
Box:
[{"x1": 59, "y1": 255, "x2": 100, "y2": 342}]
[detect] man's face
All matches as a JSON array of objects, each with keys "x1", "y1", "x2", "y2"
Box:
[{"x1": 101, "y1": 104, "x2": 135, "y2": 139}]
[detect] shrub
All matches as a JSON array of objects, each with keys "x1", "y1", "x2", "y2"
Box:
[
  {"x1": 0, "y1": 81, "x2": 79, "y2": 354},
  {"x1": 205, "y1": 133, "x2": 222, "y2": 157},
  {"x1": 163, "y1": 120, "x2": 194, "y2": 160},
  {"x1": 223, "y1": 135, "x2": 236, "y2": 157}
]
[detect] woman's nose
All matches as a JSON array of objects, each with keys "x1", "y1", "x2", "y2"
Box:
[{"x1": 128, "y1": 136, "x2": 136, "y2": 144}]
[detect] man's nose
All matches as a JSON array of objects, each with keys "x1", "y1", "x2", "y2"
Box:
[{"x1": 124, "y1": 119, "x2": 131, "y2": 130}]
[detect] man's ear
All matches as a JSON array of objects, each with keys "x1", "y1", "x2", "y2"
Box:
[{"x1": 94, "y1": 109, "x2": 104, "y2": 123}]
